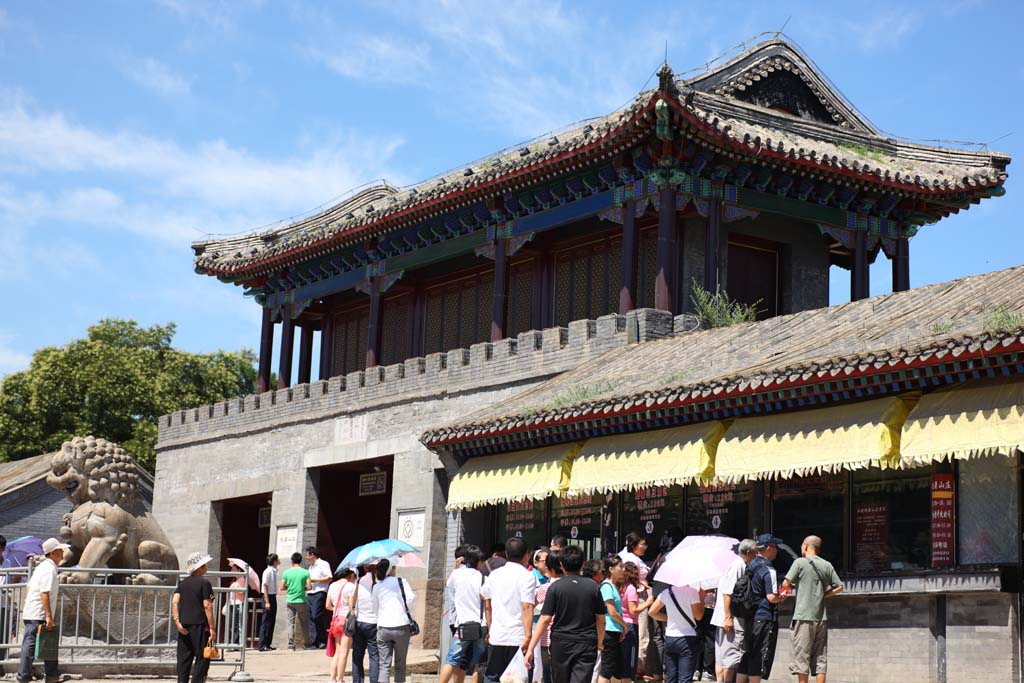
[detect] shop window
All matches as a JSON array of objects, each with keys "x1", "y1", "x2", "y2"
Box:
[
  {"x1": 772, "y1": 474, "x2": 845, "y2": 570},
  {"x1": 496, "y1": 499, "x2": 548, "y2": 550},
  {"x1": 619, "y1": 485, "x2": 684, "y2": 563},
  {"x1": 959, "y1": 455, "x2": 1020, "y2": 565},
  {"x1": 851, "y1": 467, "x2": 931, "y2": 572},
  {"x1": 685, "y1": 483, "x2": 752, "y2": 541},
  {"x1": 550, "y1": 493, "x2": 606, "y2": 559}
]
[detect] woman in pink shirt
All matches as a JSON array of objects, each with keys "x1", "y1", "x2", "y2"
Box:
[
  {"x1": 619, "y1": 561, "x2": 653, "y2": 682},
  {"x1": 534, "y1": 551, "x2": 565, "y2": 683},
  {"x1": 326, "y1": 568, "x2": 357, "y2": 683}
]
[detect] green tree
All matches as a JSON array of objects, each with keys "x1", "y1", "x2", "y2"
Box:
[{"x1": 0, "y1": 319, "x2": 256, "y2": 471}]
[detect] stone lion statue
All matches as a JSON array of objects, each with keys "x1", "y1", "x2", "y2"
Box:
[{"x1": 46, "y1": 436, "x2": 179, "y2": 584}]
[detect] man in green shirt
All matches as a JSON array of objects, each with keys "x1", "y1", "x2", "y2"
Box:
[
  {"x1": 781, "y1": 535, "x2": 844, "y2": 683},
  {"x1": 278, "y1": 552, "x2": 312, "y2": 650}
]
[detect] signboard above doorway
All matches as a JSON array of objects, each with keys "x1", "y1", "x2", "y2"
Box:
[{"x1": 359, "y1": 471, "x2": 388, "y2": 496}]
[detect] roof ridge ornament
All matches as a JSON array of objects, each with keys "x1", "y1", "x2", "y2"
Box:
[{"x1": 657, "y1": 62, "x2": 678, "y2": 97}]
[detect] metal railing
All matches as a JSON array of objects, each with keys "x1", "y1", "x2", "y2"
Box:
[{"x1": 0, "y1": 565, "x2": 253, "y2": 679}]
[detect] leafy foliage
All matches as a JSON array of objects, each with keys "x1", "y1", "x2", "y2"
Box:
[
  {"x1": 0, "y1": 319, "x2": 256, "y2": 471},
  {"x1": 929, "y1": 318, "x2": 957, "y2": 335},
  {"x1": 690, "y1": 279, "x2": 760, "y2": 328}
]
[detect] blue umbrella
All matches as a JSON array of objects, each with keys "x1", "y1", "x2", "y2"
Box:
[
  {"x1": 1, "y1": 536, "x2": 44, "y2": 568},
  {"x1": 336, "y1": 539, "x2": 417, "y2": 573}
]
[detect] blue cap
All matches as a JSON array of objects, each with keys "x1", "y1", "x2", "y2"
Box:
[{"x1": 756, "y1": 533, "x2": 784, "y2": 548}]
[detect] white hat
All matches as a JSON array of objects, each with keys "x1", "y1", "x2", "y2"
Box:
[
  {"x1": 185, "y1": 552, "x2": 213, "y2": 574},
  {"x1": 41, "y1": 538, "x2": 70, "y2": 555}
]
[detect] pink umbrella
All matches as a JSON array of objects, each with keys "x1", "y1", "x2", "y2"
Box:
[
  {"x1": 652, "y1": 535, "x2": 739, "y2": 590},
  {"x1": 386, "y1": 553, "x2": 426, "y2": 569},
  {"x1": 227, "y1": 558, "x2": 261, "y2": 591}
]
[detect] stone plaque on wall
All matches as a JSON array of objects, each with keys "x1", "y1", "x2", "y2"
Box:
[
  {"x1": 276, "y1": 525, "x2": 298, "y2": 559},
  {"x1": 397, "y1": 509, "x2": 426, "y2": 549},
  {"x1": 335, "y1": 414, "x2": 368, "y2": 445}
]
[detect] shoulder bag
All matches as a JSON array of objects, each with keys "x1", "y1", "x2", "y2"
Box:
[
  {"x1": 806, "y1": 557, "x2": 836, "y2": 592},
  {"x1": 343, "y1": 577, "x2": 359, "y2": 637},
  {"x1": 665, "y1": 587, "x2": 698, "y2": 631},
  {"x1": 457, "y1": 573, "x2": 485, "y2": 641},
  {"x1": 398, "y1": 577, "x2": 420, "y2": 636}
]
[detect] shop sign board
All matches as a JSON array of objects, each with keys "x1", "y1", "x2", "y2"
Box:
[
  {"x1": 503, "y1": 499, "x2": 544, "y2": 538},
  {"x1": 359, "y1": 471, "x2": 388, "y2": 496},
  {"x1": 854, "y1": 502, "x2": 889, "y2": 571},
  {"x1": 931, "y1": 474, "x2": 955, "y2": 567}
]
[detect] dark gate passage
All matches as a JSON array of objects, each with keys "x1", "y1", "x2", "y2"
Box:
[
  {"x1": 219, "y1": 492, "x2": 272, "y2": 575},
  {"x1": 314, "y1": 456, "x2": 394, "y2": 570}
]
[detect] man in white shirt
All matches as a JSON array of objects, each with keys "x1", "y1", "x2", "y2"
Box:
[
  {"x1": 18, "y1": 537, "x2": 68, "y2": 683},
  {"x1": 710, "y1": 539, "x2": 756, "y2": 683},
  {"x1": 442, "y1": 545, "x2": 486, "y2": 683},
  {"x1": 481, "y1": 537, "x2": 537, "y2": 683},
  {"x1": 259, "y1": 553, "x2": 281, "y2": 651},
  {"x1": 305, "y1": 547, "x2": 332, "y2": 649}
]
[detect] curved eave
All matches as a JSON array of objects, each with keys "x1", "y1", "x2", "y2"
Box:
[
  {"x1": 195, "y1": 97, "x2": 661, "y2": 281},
  {"x1": 421, "y1": 329, "x2": 1024, "y2": 451}
]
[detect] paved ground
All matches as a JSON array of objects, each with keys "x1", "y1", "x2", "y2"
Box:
[{"x1": 1, "y1": 646, "x2": 441, "y2": 682}]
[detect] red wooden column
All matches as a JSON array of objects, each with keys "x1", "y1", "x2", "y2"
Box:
[
  {"x1": 655, "y1": 186, "x2": 676, "y2": 312},
  {"x1": 892, "y1": 238, "x2": 911, "y2": 292},
  {"x1": 851, "y1": 230, "x2": 870, "y2": 301},
  {"x1": 365, "y1": 277, "x2": 383, "y2": 368},
  {"x1": 257, "y1": 307, "x2": 274, "y2": 394},
  {"x1": 297, "y1": 322, "x2": 314, "y2": 384},
  {"x1": 318, "y1": 316, "x2": 334, "y2": 381},
  {"x1": 704, "y1": 198, "x2": 722, "y2": 293},
  {"x1": 491, "y1": 237, "x2": 511, "y2": 341},
  {"x1": 277, "y1": 311, "x2": 295, "y2": 389},
  {"x1": 619, "y1": 199, "x2": 638, "y2": 314}
]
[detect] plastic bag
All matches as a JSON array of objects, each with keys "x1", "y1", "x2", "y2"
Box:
[
  {"x1": 532, "y1": 644, "x2": 543, "y2": 683},
  {"x1": 500, "y1": 648, "x2": 529, "y2": 683}
]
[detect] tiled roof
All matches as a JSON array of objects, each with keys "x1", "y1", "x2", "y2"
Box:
[
  {"x1": 421, "y1": 265, "x2": 1024, "y2": 446},
  {"x1": 192, "y1": 38, "x2": 1010, "y2": 280},
  {"x1": 0, "y1": 452, "x2": 56, "y2": 497}
]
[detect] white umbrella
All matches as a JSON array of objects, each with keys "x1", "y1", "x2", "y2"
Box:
[{"x1": 652, "y1": 535, "x2": 739, "y2": 590}]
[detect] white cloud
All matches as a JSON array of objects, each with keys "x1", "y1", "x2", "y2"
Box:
[
  {"x1": 306, "y1": 36, "x2": 431, "y2": 84},
  {"x1": 844, "y1": 10, "x2": 921, "y2": 53},
  {"x1": 0, "y1": 94, "x2": 406, "y2": 241},
  {"x1": 0, "y1": 333, "x2": 31, "y2": 375},
  {"x1": 119, "y1": 56, "x2": 192, "y2": 98}
]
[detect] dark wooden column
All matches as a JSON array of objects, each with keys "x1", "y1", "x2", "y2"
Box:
[
  {"x1": 851, "y1": 230, "x2": 870, "y2": 301},
  {"x1": 892, "y1": 237, "x2": 910, "y2": 292},
  {"x1": 704, "y1": 198, "x2": 722, "y2": 293},
  {"x1": 318, "y1": 317, "x2": 334, "y2": 381},
  {"x1": 365, "y1": 277, "x2": 383, "y2": 368},
  {"x1": 277, "y1": 311, "x2": 295, "y2": 389},
  {"x1": 491, "y1": 238, "x2": 510, "y2": 341},
  {"x1": 408, "y1": 286, "x2": 426, "y2": 358},
  {"x1": 655, "y1": 186, "x2": 676, "y2": 312},
  {"x1": 619, "y1": 200, "x2": 638, "y2": 314},
  {"x1": 297, "y1": 322, "x2": 314, "y2": 384},
  {"x1": 257, "y1": 307, "x2": 274, "y2": 394}
]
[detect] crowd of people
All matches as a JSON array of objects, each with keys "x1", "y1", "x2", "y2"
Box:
[
  {"x1": 168, "y1": 530, "x2": 844, "y2": 683},
  {"x1": 437, "y1": 531, "x2": 843, "y2": 683}
]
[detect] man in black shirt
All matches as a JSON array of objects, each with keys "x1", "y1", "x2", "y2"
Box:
[
  {"x1": 525, "y1": 546, "x2": 605, "y2": 683},
  {"x1": 173, "y1": 552, "x2": 216, "y2": 683}
]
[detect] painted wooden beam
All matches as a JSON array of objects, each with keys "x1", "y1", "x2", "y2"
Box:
[
  {"x1": 297, "y1": 323, "x2": 314, "y2": 384},
  {"x1": 318, "y1": 316, "x2": 334, "y2": 381},
  {"x1": 619, "y1": 199, "x2": 638, "y2": 314},
  {"x1": 257, "y1": 307, "x2": 274, "y2": 394},
  {"x1": 656, "y1": 186, "x2": 676, "y2": 312},
  {"x1": 277, "y1": 311, "x2": 295, "y2": 389},
  {"x1": 491, "y1": 237, "x2": 510, "y2": 341}
]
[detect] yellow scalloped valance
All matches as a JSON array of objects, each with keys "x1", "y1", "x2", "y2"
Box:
[{"x1": 445, "y1": 443, "x2": 582, "y2": 511}]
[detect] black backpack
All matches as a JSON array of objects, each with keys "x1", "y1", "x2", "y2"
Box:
[{"x1": 730, "y1": 562, "x2": 758, "y2": 619}]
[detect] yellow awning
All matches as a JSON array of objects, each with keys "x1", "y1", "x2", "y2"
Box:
[
  {"x1": 566, "y1": 422, "x2": 729, "y2": 495},
  {"x1": 901, "y1": 378, "x2": 1024, "y2": 465},
  {"x1": 446, "y1": 443, "x2": 582, "y2": 511},
  {"x1": 715, "y1": 394, "x2": 919, "y2": 482}
]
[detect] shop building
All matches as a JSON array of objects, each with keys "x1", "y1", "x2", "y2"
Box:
[
  {"x1": 156, "y1": 37, "x2": 1009, "y2": 656},
  {"x1": 424, "y1": 266, "x2": 1024, "y2": 683}
]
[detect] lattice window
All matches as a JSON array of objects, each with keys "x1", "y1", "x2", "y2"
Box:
[
  {"x1": 380, "y1": 295, "x2": 410, "y2": 367},
  {"x1": 553, "y1": 236, "x2": 621, "y2": 326},
  {"x1": 332, "y1": 309, "x2": 368, "y2": 377},
  {"x1": 423, "y1": 272, "x2": 493, "y2": 356},
  {"x1": 508, "y1": 261, "x2": 535, "y2": 337}
]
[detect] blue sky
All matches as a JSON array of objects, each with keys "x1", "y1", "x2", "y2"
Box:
[{"x1": 1, "y1": 0, "x2": 1021, "y2": 375}]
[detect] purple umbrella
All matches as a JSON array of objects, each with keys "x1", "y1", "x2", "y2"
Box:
[{"x1": 1, "y1": 536, "x2": 44, "y2": 568}]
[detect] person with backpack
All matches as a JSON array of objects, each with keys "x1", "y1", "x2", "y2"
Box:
[
  {"x1": 781, "y1": 536, "x2": 844, "y2": 683},
  {"x1": 710, "y1": 539, "x2": 757, "y2": 682},
  {"x1": 743, "y1": 535, "x2": 787, "y2": 683},
  {"x1": 647, "y1": 582, "x2": 706, "y2": 683}
]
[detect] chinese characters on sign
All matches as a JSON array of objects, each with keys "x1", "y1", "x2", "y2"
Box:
[
  {"x1": 502, "y1": 499, "x2": 544, "y2": 537},
  {"x1": 358, "y1": 471, "x2": 388, "y2": 496},
  {"x1": 931, "y1": 474, "x2": 955, "y2": 568},
  {"x1": 556, "y1": 494, "x2": 601, "y2": 530},
  {"x1": 854, "y1": 502, "x2": 889, "y2": 571}
]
